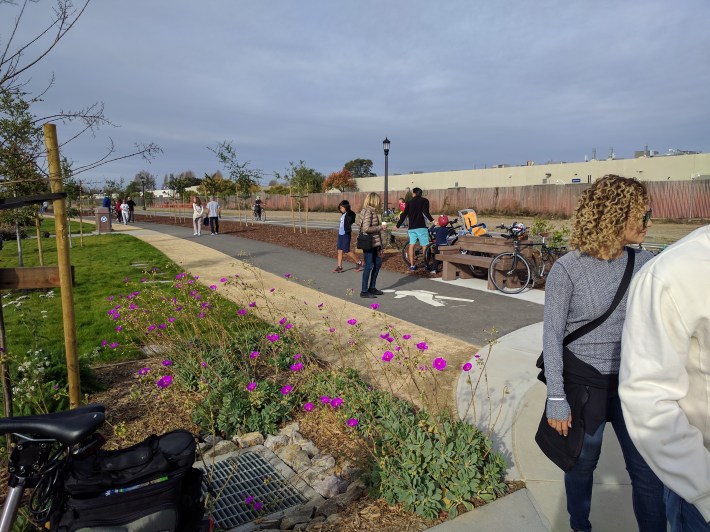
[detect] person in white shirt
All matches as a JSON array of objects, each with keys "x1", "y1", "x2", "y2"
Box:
[
  {"x1": 191, "y1": 196, "x2": 204, "y2": 236},
  {"x1": 120, "y1": 201, "x2": 130, "y2": 224},
  {"x1": 620, "y1": 225, "x2": 710, "y2": 531},
  {"x1": 206, "y1": 196, "x2": 221, "y2": 235}
]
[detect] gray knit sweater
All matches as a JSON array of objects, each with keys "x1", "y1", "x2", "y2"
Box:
[{"x1": 543, "y1": 248, "x2": 654, "y2": 420}]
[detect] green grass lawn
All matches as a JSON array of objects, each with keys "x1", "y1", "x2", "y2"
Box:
[
  {"x1": 1, "y1": 233, "x2": 180, "y2": 363},
  {"x1": 40, "y1": 216, "x2": 96, "y2": 234}
]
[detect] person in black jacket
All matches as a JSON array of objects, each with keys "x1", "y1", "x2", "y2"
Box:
[
  {"x1": 396, "y1": 187, "x2": 433, "y2": 271},
  {"x1": 333, "y1": 200, "x2": 363, "y2": 273}
]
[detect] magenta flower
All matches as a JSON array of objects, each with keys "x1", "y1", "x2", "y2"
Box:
[
  {"x1": 138, "y1": 367, "x2": 151, "y2": 376},
  {"x1": 238, "y1": 309, "x2": 247, "y2": 315},
  {"x1": 293, "y1": 353, "x2": 302, "y2": 360},
  {"x1": 290, "y1": 362, "x2": 303, "y2": 372},
  {"x1": 347, "y1": 418, "x2": 359, "y2": 427},
  {"x1": 303, "y1": 402, "x2": 314, "y2": 412},
  {"x1": 269, "y1": 288, "x2": 275, "y2": 292},
  {"x1": 220, "y1": 277, "x2": 227, "y2": 283},
  {"x1": 279, "y1": 317, "x2": 287, "y2": 325},
  {"x1": 254, "y1": 501, "x2": 263, "y2": 511},
  {"x1": 320, "y1": 395, "x2": 331, "y2": 404},
  {"x1": 395, "y1": 345, "x2": 401, "y2": 351},
  {"x1": 101, "y1": 340, "x2": 108, "y2": 346},
  {"x1": 197, "y1": 312, "x2": 206, "y2": 319},
  {"x1": 245, "y1": 495, "x2": 254, "y2": 505},
  {"x1": 201, "y1": 362, "x2": 208, "y2": 368},
  {"x1": 433, "y1": 357, "x2": 447, "y2": 371},
  {"x1": 317, "y1": 303, "x2": 324, "y2": 309},
  {"x1": 250, "y1": 351, "x2": 260, "y2": 359},
  {"x1": 162, "y1": 359, "x2": 172, "y2": 367},
  {"x1": 474, "y1": 354, "x2": 481, "y2": 359},
  {"x1": 156, "y1": 375, "x2": 173, "y2": 388},
  {"x1": 248, "y1": 301, "x2": 256, "y2": 307},
  {"x1": 147, "y1": 325, "x2": 156, "y2": 331},
  {"x1": 284, "y1": 323, "x2": 293, "y2": 330},
  {"x1": 382, "y1": 350, "x2": 394, "y2": 362},
  {"x1": 281, "y1": 385, "x2": 293, "y2": 395},
  {"x1": 284, "y1": 273, "x2": 292, "y2": 279},
  {"x1": 329, "y1": 328, "x2": 336, "y2": 333},
  {"x1": 347, "y1": 319, "x2": 357, "y2": 326},
  {"x1": 109, "y1": 342, "x2": 119, "y2": 349},
  {"x1": 416, "y1": 342, "x2": 429, "y2": 351},
  {"x1": 331, "y1": 397, "x2": 343, "y2": 408},
  {"x1": 168, "y1": 317, "x2": 176, "y2": 323},
  {"x1": 247, "y1": 381, "x2": 257, "y2": 392},
  {"x1": 158, "y1": 323, "x2": 167, "y2": 329},
  {"x1": 402, "y1": 334, "x2": 412, "y2": 340},
  {"x1": 267, "y1": 334, "x2": 280, "y2": 343},
  {"x1": 370, "y1": 303, "x2": 380, "y2": 310},
  {"x1": 380, "y1": 333, "x2": 389, "y2": 339},
  {"x1": 116, "y1": 325, "x2": 123, "y2": 333},
  {"x1": 462, "y1": 362, "x2": 473, "y2": 372}
]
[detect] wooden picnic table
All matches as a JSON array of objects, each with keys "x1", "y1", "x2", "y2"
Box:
[{"x1": 436, "y1": 235, "x2": 534, "y2": 289}]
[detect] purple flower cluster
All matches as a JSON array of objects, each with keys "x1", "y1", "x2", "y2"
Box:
[{"x1": 156, "y1": 375, "x2": 173, "y2": 388}]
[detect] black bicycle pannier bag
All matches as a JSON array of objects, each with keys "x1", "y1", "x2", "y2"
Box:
[{"x1": 51, "y1": 429, "x2": 204, "y2": 532}]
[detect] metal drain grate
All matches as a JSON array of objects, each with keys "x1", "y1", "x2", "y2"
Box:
[{"x1": 201, "y1": 451, "x2": 307, "y2": 528}]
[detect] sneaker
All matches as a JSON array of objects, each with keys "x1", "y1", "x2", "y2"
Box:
[
  {"x1": 354, "y1": 261, "x2": 364, "y2": 272},
  {"x1": 409, "y1": 265, "x2": 416, "y2": 272},
  {"x1": 429, "y1": 269, "x2": 438, "y2": 275},
  {"x1": 368, "y1": 288, "x2": 384, "y2": 295},
  {"x1": 211, "y1": 232, "x2": 215, "y2": 235},
  {"x1": 360, "y1": 291, "x2": 376, "y2": 298},
  {"x1": 193, "y1": 232, "x2": 197, "y2": 236},
  {"x1": 332, "y1": 266, "x2": 344, "y2": 273}
]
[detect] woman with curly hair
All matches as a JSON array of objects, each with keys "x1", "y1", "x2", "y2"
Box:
[{"x1": 540, "y1": 175, "x2": 665, "y2": 531}]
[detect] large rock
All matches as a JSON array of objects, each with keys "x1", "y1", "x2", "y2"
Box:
[
  {"x1": 300, "y1": 441, "x2": 319, "y2": 457},
  {"x1": 279, "y1": 505, "x2": 314, "y2": 529},
  {"x1": 202, "y1": 440, "x2": 238, "y2": 460},
  {"x1": 311, "y1": 455, "x2": 335, "y2": 470},
  {"x1": 265, "y1": 434, "x2": 290, "y2": 451},
  {"x1": 276, "y1": 444, "x2": 312, "y2": 471},
  {"x1": 235, "y1": 431, "x2": 264, "y2": 448},
  {"x1": 280, "y1": 422, "x2": 300, "y2": 437},
  {"x1": 312, "y1": 475, "x2": 348, "y2": 498}
]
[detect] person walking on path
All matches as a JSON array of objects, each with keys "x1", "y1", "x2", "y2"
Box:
[
  {"x1": 358, "y1": 193, "x2": 386, "y2": 298},
  {"x1": 620, "y1": 224, "x2": 710, "y2": 531},
  {"x1": 206, "y1": 196, "x2": 221, "y2": 235},
  {"x1": 126, "y1": 196, "x2": 136, "y2": 222},
  {"x1": 102, "y1": 194, "x2": 112, "y2": 228},
  {"x1": 396, "y1": 187, "x2": 433, "y2": 272},
  {"x1": 397, "y1": 197, "x2": 408, "y2": 228},
  {"x1": 192, "y1": 196, "x2": 204, "y2": 236},
  {"x1": 538, "y1": 175, "x2": 665, "y2": 532},
  {"x1": 120, "y1": 200, "x2": 130, "y2": 225},
  {"x1": 333, "y1": 199, "x2": 363, "y2": 273},
  {"x1": 115, "y1": 199, "x2": 122, "y2": 222}
]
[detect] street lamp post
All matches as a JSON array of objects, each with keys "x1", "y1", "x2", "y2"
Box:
[
  {"x1": 383, "y1": 137, "x2": 390, "y2": 215},
  {"x1": 140, "y1": 176, "x2": 146, "y2": 210}
]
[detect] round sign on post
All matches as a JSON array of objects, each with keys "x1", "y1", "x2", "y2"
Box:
[{"x1": 100, "y1": 216, "x2": 107, "y2": 223}]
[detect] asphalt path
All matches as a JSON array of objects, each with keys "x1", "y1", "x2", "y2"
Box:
[{"x1": 135, "y1": 220, "x2": 543, "y2": 346}]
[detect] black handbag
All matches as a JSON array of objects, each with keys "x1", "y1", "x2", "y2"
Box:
[
  {"x1": 356, "y1": 217, "x2": 374, "y2": 250},
  {"x1": 536, "y1": 247, "x2": 635, "y2": 384}
]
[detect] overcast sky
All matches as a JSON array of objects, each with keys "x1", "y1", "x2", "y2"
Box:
[{"x1": 7, "y1": 0, "x2": 710, "y2": 189}]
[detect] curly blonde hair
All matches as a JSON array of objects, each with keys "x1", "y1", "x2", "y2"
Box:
[
  {"x1": 362, "y1": 192, "x2": 382, "y2": 211},
  {"x1": 570, "y1": 175, "x2": 649, "y2": 259}
]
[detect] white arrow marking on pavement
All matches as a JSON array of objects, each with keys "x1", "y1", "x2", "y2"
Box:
[{"x1": 381, "y1": 289, "x2": 474, "y2": 307}]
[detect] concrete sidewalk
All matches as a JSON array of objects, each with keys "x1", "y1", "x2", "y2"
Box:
[{"x1": 109, "y1": 223, "x2": 638, "y2": 532}]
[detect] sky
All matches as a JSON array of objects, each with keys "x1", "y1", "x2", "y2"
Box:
[{"x1": 5, "y1": 0, "x2": 710, "y2": 189}]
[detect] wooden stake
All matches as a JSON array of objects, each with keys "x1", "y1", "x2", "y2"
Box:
[
  {"x1": 78, "y1": 179, "x2": 84, "y2": 247},
  {"x1": 35, "y1": 212, "x2": 44, "y2": 266},
  {"x1": 43, "y1": 123, "x2": 81, "y2": 409}
]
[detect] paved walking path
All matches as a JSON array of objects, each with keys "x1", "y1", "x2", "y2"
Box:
[{"x1": 108, "y1": 221, "x2": 639, "y2": 532}]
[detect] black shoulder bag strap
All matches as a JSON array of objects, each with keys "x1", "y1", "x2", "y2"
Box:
[
  {"x1": 562, "y1": 246, "x2": 635, "y2": 346},
  {"x1": 536, "y1": 247, "x2": 635, "y2": 382}
]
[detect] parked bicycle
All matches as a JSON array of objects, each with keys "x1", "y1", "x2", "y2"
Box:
[
  {"x1": 399, "y1": 217, "x2": 462, "y2": 271},
  {"x1": 488, "y1": 222, "x2": 567, "y2": 294},
  {"x1": 0, "y1": 405, "x2": 205, "y2": 531}
]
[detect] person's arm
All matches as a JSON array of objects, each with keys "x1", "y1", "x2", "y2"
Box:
[
  {"x1": 423, "y1": 198, "x2": 433, "y2": 223},
  {"x1": 542, "y1": 261, "x2": 574, "y2": 429},
  {"x1": 620, "y1": 269, "x2": 710, "y2": 522}
]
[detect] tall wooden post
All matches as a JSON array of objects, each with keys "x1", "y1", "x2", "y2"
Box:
[
  {"x1": 78, "y1": 179, "x2": 84, "y2": 247},
  {"x1": 35, "y1": 213, "x2": 44, "y2": 266},
  {"x1": 43, "y1": 123, "x2": 81, "y2": 408}
]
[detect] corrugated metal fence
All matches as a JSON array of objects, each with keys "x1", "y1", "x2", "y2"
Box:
[{"x1": 153, "y1": 181, "x2": 710, "y2": 219}]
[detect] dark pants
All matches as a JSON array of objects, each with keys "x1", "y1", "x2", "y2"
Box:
[
  {"x1": 209, "y1": 217, "x2": 219, "y2": 234},
  {"x1": 565, "y1": 395, "x2": 666, "y2": 532},
  {"x1": 128, "y1": 209, "x2": 134, "y2": 222},
  {"x1": 361, "y1": 247, "x2": 382, "y2": 293},
  {"x1": 665, "y1": 488, "x2": 710, "y2": 532}
]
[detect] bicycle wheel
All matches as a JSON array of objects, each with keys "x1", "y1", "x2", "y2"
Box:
[
  {"x1": 424, "y1": 244, "x2": 437, "y2": 271},
  {"x1": 402, "y1": 242, "x2": 426, "y2": 269},
  {"x1": 260, "y1": 210, "x2": 266, "y2": 222},
  {"x1": 489, "y1": 252, "x2": 531, "y2": 294},
  {"x1": 460, "y1": 250, "x2": 488, "y2": 279}
]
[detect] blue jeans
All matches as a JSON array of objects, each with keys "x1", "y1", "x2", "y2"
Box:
[
  {"x1": 666, "y1": 488, "x2": 710, "y2": 531},
  {"x1": 361, "y1": 248, "x2": 382, "y2": 293},
  {"x1": 565, "y1": 395, "x2": 666, "y2": 532},
  {"x1": 209, "y1": 216, "x2": 219, "y2": 233}
]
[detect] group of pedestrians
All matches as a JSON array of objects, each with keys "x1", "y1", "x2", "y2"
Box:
[
  {"x1": 191, "y1": 196, "x2": 221, "y2": 236},
  {"x1": 538, "y1": 174, "x2": 710, "y2": 531}
]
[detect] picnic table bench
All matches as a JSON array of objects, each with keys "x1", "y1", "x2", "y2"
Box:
[{"x1": 435, "y1": 235, "x2": 534, "y2": 289}]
